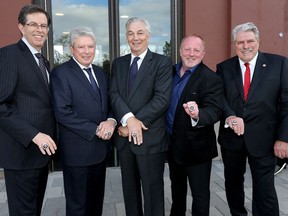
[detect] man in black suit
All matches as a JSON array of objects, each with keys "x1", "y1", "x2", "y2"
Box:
[
  {"x1": 217, "y1": 22, "x2": 288, "y2": 216},
  {"x1": 50, "y1": 27, "x2": 116, "y2": 216},
  {"x1": 167, "y1": 34, "x2": 223, "y2": 216},
  {"x1": 0, "y1": 4, "x2": 57, "y2": 216},
  {"x1": 109, "y1": 17, "x2": 172, "y2": 216}
]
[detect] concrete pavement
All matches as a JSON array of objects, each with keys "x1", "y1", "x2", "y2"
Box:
[{"x1": 0, "y1": 159, "x2": 288, "y2": 215}]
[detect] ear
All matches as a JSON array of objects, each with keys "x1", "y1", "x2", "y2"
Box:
[{"x1": 18, "y1": 23, "x2": 25, "y2": 36}]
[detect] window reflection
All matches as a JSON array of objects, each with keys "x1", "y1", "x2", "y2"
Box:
[
  {"x1": 119, "y1": 0, "x2": 171, "y2": 56},
  {"x1": 52, "y1": 0, "x2": 109, "y2": 67}
]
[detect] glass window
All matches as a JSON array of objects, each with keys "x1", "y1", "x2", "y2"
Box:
[
  {"x1": 119, "y1": 0, "x2": 171, "y2": 57},
  {"x1": 51, "y1": 0, "x2": 109, "y2": 67}
]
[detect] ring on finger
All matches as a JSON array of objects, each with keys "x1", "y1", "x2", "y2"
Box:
[
  {"x1": 42, "y1": 142, "x2": 49, "y2": 149},
  {"x1": 231, "y1": 120, "x2": 238, "y2": 126},
  {"x1": 132, "y1": 132, "x2": 137, "y2": 138},
  {"x1": 107, "y1": 131, "x2": 112, "y2": 136},
  {"x1": 189, "y1": 105, "x2": 195, "y2": 112}
]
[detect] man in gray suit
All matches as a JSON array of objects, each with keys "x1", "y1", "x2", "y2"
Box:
[
  {"x1": 0, "y1": 4, "x2": 57, "y2": 216},
  {"x1": 109, "y1": 17, "x2": 172, "y2": 216}
]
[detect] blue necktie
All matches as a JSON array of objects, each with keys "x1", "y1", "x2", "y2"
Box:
[
  {"x1": 129, "y1": 57, "x2": 140, "y2": 90},
  {"x1": 84, "y1": 68, "x2": 101, "y2": 101},
  {"x1": 35, "y1": 53, "x2": 49, "y2": 90},
  {"x1": 84, "y1": 68, "x2": 98, "y2": 92}
]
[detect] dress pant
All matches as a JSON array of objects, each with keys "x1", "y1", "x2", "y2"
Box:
[
  {"x1": 221, "y1": 146, "x2": 279, "y2": 216},
  {"x1": 63, "y1": 160, "x2": 107, "y2": 216},
  {"x1": 4, "y1": 166, "x2": 49, "y2": 216},
  {"x1": 168, "y1": 154, "x2": 212, "y2": 216},
  {"x1": 118, "y1": 143, "x2": 166, "y2": 216}
]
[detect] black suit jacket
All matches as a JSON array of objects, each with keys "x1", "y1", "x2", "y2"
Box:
[
  {"x1": 0, "y1": 40, "x2": 55, "y2": 169},
  {"x1": 109, "y1": 49, "x2": 172, "y2": 155},
  {"x1": 170, "y1": 62, "x2": 223, "y2": 165},
  {"x1": 217, "y1": 52, "x2": 288, "y2": 156},
  {"x1": 50, "y1": 58, "x2": 112, "y2": 166}
]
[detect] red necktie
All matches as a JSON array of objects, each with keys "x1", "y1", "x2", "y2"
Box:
[{"x1": 244, "y1": 63, "x2": 250, "y2": 101}]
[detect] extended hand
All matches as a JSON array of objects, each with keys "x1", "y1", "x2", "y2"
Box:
[{"x1": 127, "y1": 116, "x2": 148, "y2": 145}]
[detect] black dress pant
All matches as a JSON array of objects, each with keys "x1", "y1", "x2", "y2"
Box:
[
  {"x1": 221, "y1": 146, "x2": 279, "y2": 216},
  {"x1": 118, "y1": 144, "x2": 166, "y2": 216},
  {"x1": 4, "y1": 166, "x2": 49, "y2": 216},
  {"x1": 168, "y1": 156, "x2": 212, "y2": 216},
  {"x1": 63, "y1": 160, "x2": 107, "y2": 216}
]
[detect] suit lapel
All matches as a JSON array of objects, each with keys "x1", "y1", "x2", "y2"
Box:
[
  {"x1": 246, "y1": 52, "x2": 268, "y2": 102},
  {"x1": 230, "y1": 58, "x2": 245, "y2": 101},
  {"x1": 128, "y1": 50, "x2": 153, "y2": 101},
  {"x1": 17, "y1": 40, "x2": 50, "y2": 94},
  {"x1": 68, "y1": 58, "x2": 101, "y2": 103}
]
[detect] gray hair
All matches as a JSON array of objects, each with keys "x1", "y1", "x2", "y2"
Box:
[
  {"x1": 125, "y1": 17, "x2": 151, "y2": 34},
  {"x1": 69, "y1": 27, "x2": 95, "y2": 47},
  {"x1": 231, "y1": 22, "x2": 260, "y2": 43}
]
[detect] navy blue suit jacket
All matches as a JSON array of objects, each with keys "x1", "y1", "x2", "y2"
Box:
[{"x1": 50, "y1": 58, "x2": 112, "y2": 166}]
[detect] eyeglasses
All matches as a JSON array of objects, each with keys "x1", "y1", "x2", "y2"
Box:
[{"x1": 25, "y1": 22, "x2": 49, "y2": 31}]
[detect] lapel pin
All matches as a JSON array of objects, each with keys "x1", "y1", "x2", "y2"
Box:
[{"x1": 263, "y1": 64, "x2": 266, "y2": 67}]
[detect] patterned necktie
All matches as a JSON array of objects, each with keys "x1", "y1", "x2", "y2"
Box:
[
  {"x1": 129, "y1": 57, "x2": 140, "y2": 90},
  {"x1": 244, "y1": 63, "x2": 251, "y2": 101},
  {"x1": 35, "y1": 53, "x2": 49, "y2": 90}
]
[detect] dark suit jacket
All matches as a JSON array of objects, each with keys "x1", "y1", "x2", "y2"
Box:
[
  {"x1": 0, "y1": 40, "x2": 55, "y2": 170},
  {"x1": 109, "y1": 49, "x2": 172, "y2": 155},
  {"x1": 50, "y1": 58, "x2": 112, "y2": 167},
  {"x1": 170, "y1": 62, "x2": 223, "y2": 165},
  {"x1": 217, "y1": 52, "x2": 288, "y2": 157}
]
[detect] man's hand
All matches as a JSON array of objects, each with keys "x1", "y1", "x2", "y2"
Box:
[
  {"x1": 183, "y1": 101, "x2": 199, "y2": 120},
  {"x1": 274, "y1": 141, "x2": 288, "y2": 159},
  {"x1": 33, "y1": 132, "x2": 57, "y2": 155},
  {"x1": 96, "y1": 119, "x2": 116, "y2": 140},
  {"x1": 127, "y1": 116, "x2": 148, "y2": 145},
  {"x1": 225, "y1": 116, "x2": 245, "y2": 136}
]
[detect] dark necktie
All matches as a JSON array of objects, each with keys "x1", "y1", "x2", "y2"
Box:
[
  {"x1": 244, "y1": 63, "x2": 251, "y2": 101},
  {"x1": 35, "y1": 53, "x2": 49, "y2": 89},
  {"x1": 84, "y1": 68, "x2": 98, "y2": 91},
  {"x1": 84, "y1": 68, "x2": 101, "y2": 101},
  {"x1": 129, "y1": 57, "x2": 140, "y2": 90}
]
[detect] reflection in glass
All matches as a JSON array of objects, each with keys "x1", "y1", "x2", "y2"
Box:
[
  {"x1": 119, "y1": 0, "x2": 171, "y2": 57},
  {"x1": 51, "y1": 0, "x2": 109, "y2": 67}
]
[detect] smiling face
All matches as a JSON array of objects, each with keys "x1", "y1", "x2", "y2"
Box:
[
  {"x1": 233, "y1": 31, "x2": 259, "y2": 62},
  {"x1": 126, "y1": 20, "x2": 150, "y2": 56},
  {"x1": 69, "y1": 35, "x2": 95, "y2": 67},
  {"x1": 18, "y1": 12, "x2": 49, "y2": 52},
  {"x1": 180, "y1": 36, "x2": 205, "y2": 70}
]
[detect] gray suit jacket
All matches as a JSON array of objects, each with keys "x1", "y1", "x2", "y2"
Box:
[
  {"x1": 0, "y1": 40, "x2": 55, "y2": 169},
  {"x1": 109, "y1": 49, "x2": 172, "y2": 155}
]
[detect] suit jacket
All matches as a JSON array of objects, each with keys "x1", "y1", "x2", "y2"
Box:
[
  {"x1": 50, "y1": 58, "x2": 112, "y2": 167},
  {"x1": 109, "y1": 49, "x2": 172, "y2": 155},
  {"x1": 217, "y1": 52, "x2": 288, "y2": 157},
  {"x1": 170, "y1": 62, "x2": 223, "y2": 165},
  {"x1": 0, "y1": 40, "x2": 55, "y2": 170}
]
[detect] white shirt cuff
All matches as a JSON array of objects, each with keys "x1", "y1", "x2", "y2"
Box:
[{"x1": 120, "y1": 112, "x2": 134, "y2": 127}]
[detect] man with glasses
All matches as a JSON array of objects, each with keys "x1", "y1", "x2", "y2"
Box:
[{"x1": 0, "y1": 4, "x2": 57, "y2": 216}]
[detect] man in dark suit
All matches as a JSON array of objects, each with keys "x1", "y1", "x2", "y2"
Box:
[
  {"x1": 0, "y1": 4, "x2": 57, "y2": 216},
  {"x1": 216, "y1": 22, "x2": 288, "y2": 216},
  {"x1": 50, "y1": 27, "x2": 116, "y2": 216},
  {"x1": 167, "y1": 34, "x2": 223, "y2": 216},
  {"x1": 109, "y1": 17, "x2": 172, "y2": 216}
]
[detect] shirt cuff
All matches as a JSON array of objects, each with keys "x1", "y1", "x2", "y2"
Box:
[
  {"x1": 191, "y1": 117, "x2": 199, "y2": 127},
  {"x1": 107, "y1": 118, "x2": 117, "y2": 127},
  {"x1": 120, "y1": 112, "x2": 134, "y2": 127}
]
